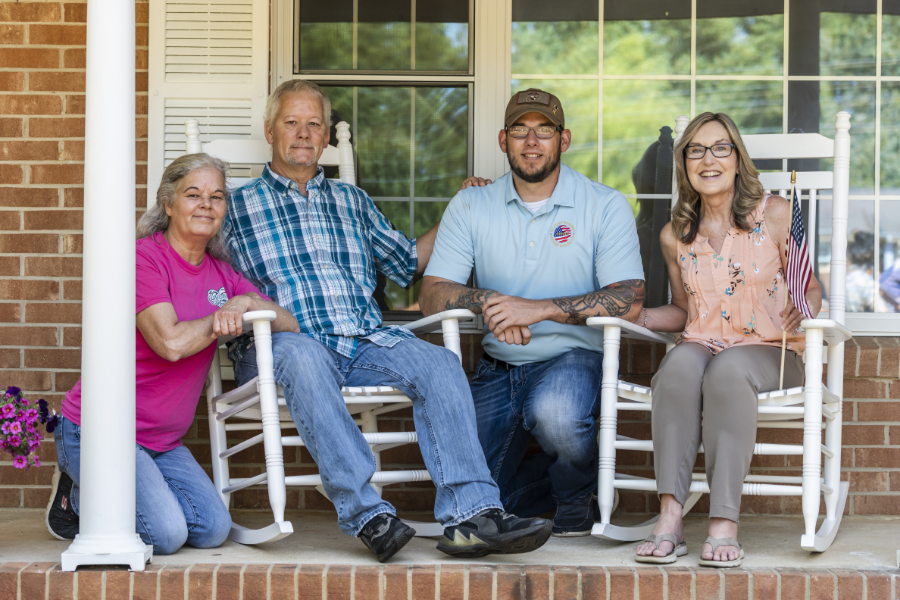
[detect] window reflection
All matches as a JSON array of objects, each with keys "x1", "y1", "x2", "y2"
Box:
[
  {"x1": 696, "y1": 0, "x2": 783, "y2": 76},
  {"x1": 788, "y1": 0, "x2": 876, "y2": 76},
  {"x1": 603, "y1": 1, "x2": 690, "y2": 75},
  {"x1": 883, "y1": 3, "x2": 900, "y2": 76},
  {"x1": 817, "y1": 200, "x2": 875, "y2": 313},
  {"x1": 695, "y1": 80, "x2": 782, "y2": 135},
  {"x1": 882, "y1": 82, "x2": 900, "y2": 196},
  {"x1": 879, "y1": 202, "x2": 900, "y2": 312}
]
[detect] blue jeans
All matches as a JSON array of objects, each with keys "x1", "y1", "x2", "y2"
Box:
[
  {"x1": 469, "y1": 348, "x2": 603, "y2": 517},
  {"x1": 54, "y1": 415, "x2": 231, "y2": 555},
  {"x1": 234, "y1": 333, "x2": 502, "y2": 537}
]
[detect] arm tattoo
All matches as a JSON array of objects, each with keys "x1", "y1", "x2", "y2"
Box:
[
  {"x1": 444, "y1": 288, "x2": 498, "y2": 313},
  {"x1": 551, "y1": 280, "x2": 645, "y2": 325}
]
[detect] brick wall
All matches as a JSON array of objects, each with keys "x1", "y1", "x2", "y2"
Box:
[{"x1": 0, "y1": 0, "x2": 148, "y2": 508}]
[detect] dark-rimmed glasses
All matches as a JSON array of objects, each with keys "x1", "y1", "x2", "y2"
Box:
[
  {"x1": 506, "y1": 125, "x2": 563, "y2": 139},
  {"x1": 684, "y1": 143, "x2": 735, "y2": 160}
]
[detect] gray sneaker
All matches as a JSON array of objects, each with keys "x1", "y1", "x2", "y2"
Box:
[
  {"x1": 358, "y1": 514, "x2": 415, "y2": 563},
  {"x1": 436, "y1": 509, "x2": 552, "y2": 558}
]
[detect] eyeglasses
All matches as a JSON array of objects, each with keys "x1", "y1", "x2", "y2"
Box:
[
  {"x1": 505, "y1": 125, "x2": 563, "y2": 139},
  {"x1": 684, "y1": 143, "x2": 735, "y2": 160}
]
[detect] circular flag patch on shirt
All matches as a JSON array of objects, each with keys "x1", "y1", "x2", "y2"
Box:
[{"x1": 552, "y1": 221, "x2": 574, "y2": 247}]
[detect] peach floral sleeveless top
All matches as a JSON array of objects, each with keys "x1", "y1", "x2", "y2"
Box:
[{"x1": 676, "y1": 195, "x2": 805, "y2": 354}]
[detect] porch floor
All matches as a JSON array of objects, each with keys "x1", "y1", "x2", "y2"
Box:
[{"x1": 2, "y1": 509, "x2": 898, "y2": 570}]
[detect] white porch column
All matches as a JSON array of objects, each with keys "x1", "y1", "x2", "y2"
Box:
[{"x1": 61, "y1": 0, "x2": 152, "y2": 571}]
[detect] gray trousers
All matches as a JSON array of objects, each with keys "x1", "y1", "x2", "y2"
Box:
[{"x1": 650, "y1": 342, "x2": 804, "y2": 522}]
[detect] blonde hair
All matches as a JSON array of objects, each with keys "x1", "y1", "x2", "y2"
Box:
[
  {"x1": 265, "y1": 80, "x2": 332, "y2": 129},
  {"x1": 136, "y1": 153, "x2": 231, "y2": 260},
  {"x1": 672, "y1": 112, "x2": 764, "y2": 244}
]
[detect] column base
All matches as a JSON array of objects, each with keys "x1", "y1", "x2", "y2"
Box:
[{"x1": 61, "y1": 533, "x2": 153, "y2": 572}]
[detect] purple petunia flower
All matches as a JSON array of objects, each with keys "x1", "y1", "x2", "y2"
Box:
[
  {"x1": 0, "y1": 421, "x2": 9, "y2": 434},
  {"x1": 12, "y1": 455, "x2": 26, "y2": 469},
  {"x1": 20, "y1": 399, "x2": 28, "y2": 407},
  {"x1": 7, "y1": 387, "x2": 21, "y2": 397},
  {"x1": 25, "y1": 408, "x2": 38, "y2": 420},
  {"x1": 8, "y1": 435, "x2": 21, "y2": 447},
  {"x1": 15, "y1": 410, "x2": 27, "y2": 423},
  {"x1": 33, "y1": 455, "x2": 40, "y2": 467},
  {"x1": 26, "y1": 423, "x2": 36, "y2": 434},
  {"x1": 8, "y1": 421, "x2": 21, "y2": 434},
  {"x1": 0, "y1": 403, "x2": 13, "y2": 418},
  {"x1": 45, "y1": 413, "x2": 58, "y2": 434}
]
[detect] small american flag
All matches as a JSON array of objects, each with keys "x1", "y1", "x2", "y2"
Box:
[
  {"x1": 785, "y1": 187, "x2": 815, "y2": 319},
  {"x1": 553, "y1": 224, "x2": 572, "y2": 244}
]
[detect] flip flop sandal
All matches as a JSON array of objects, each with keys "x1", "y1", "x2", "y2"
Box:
[
  {"x1": 698, "y1": 536, "x2": 744, "y2": 568},
  {"x1": 634, "y1": 533, "x2": 688, "y2": 564}
]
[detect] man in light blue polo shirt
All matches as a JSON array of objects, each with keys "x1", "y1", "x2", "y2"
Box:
[{"x1": 419, "y1": 88, "x2": 645, "y2": 537}]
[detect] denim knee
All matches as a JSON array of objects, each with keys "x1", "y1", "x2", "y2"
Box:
[
  {"x1": 194, "y1": 500, "x2": 232, "y2": 549},
  {"x1": 146, "y1": 516, "x2": 189, "y2": 555}
]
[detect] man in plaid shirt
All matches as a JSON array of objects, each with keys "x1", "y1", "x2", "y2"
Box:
[{"x1": 221, "y1": 80, "x2": 552, "y2": 562}]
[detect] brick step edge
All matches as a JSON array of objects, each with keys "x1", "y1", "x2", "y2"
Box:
[{"x1": 1, "y1": 562, "x2": 898, "y2": 600}]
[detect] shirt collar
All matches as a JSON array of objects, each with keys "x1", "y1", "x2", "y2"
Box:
[
  {"x1": 505, "y1": 163, "x2": 575, "y2": 209},
  {"x1": 261, "y1": 163, "x2": 326, "y2": 195}
]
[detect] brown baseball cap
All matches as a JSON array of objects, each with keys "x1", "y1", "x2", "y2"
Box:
[{"x1": 504, "y1": 88, "x2": 565, "y2": 129}]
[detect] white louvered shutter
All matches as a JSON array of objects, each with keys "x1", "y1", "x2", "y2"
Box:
[{"x1": 148, "y1": 0, "x2": 269, "y2": 200}]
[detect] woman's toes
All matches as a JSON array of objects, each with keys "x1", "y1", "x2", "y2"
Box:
[{"x1": 653, "y1": 542, "x2": 673, "y2": 557}]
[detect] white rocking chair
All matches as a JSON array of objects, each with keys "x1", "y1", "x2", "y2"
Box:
[
  {"x1": 185, "y1": 119, "x2": 466, "y2": 544},
  {"x1": 591, "y1": 111, "x2": 853, "y2": 553}
]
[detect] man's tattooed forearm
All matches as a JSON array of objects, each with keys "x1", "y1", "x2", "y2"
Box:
[
  {"x1": 444, "y1": 288, "x2": 498, "y2": 313},
  {"x1": 551, "y1": 280, "x2": 645, "y2": 325}
]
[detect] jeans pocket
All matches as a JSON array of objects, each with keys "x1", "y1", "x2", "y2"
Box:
[{"x1": 472, "y1": 358, "x2": 490, "y2": 381}]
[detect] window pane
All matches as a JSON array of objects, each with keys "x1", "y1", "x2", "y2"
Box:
[
  {"x1": 415, "y1": 23, "x2": 469, "y2": 71},
  {"x1": 358, "y1": 1, "x2": 412, "y2": 71},
  {"x1": 695, "y1": 80, "x2": 783, "y2": 135},
  {"x1": 602, "y1": 80, "x2": 690, "y2": 197},
  {"x1": 512, "y1": 0, "x2": 598, "y2": 74},
  {"x1": 414, "y1": 87, "x2": 468, "y2": 198},
  {"x1": 818, "y1": 199, "x2": 875, "y2": 313},
  {"x1": 884, "y1": 3, "x2": 900, "y2": 76},
  {"x1": 603, "y1": 1, "x2": 691, "y2": 76},
  {"x1": 882, "y1": 82, "x2": 900, "y2": 196},
  {"x1": 788, "y1": 1, "x2": 877, "y2": 76},
  {"x1": 696, "y1": 0, "x2": 784, "y2": 76},
  {"x1": 373, "y1": 201, "x2": 412, "y2": 310},
  {"x1": 298, "y1": 0, "x2": 353, "y2": 70},
  {"x1": 879, "y1": 201, "x2": 900, "y2": 312},
  {"x1": 512, "y1": 79, "x2": 598, "y2": 180}
]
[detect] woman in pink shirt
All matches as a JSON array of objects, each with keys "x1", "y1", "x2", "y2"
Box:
[
  {"x1": 47, "y1": 154, "x2": 298, "y2": 554},
  {"x1": 635, "y1": 113, "x2": 822, "y2": 567}
]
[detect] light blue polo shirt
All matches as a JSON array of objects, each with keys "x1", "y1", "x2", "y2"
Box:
[{"x1": 424, "y1": 163, "x2": 644, "y2": 365}]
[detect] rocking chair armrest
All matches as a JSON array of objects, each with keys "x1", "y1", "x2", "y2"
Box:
[
  {"x1": 217, "y1": 310, "x2": 278, "y2": 344},
  {"x1": 402, "y1": 309, "x2": 477, "y2": 335},
  {"x1": 800, "y1": 318, "x2": 852, "y2": 345},
  {"x1": 585, "y1": 316, "x2": 678, "y2": 345}
]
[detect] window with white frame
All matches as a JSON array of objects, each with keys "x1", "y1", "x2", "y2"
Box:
[{"x1": 276, "y1": 0, "x2": 900, "y2": 331}]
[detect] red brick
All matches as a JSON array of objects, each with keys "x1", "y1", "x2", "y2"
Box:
[
  {"x1": 637, "y1": 567, "x2": 663, "y2": 598},
  {"x1": 0, "y1": 348, "x2": 20, "y2": 367},
  {"x1": 106, "y1": 570, "x2": 131, "y2": 600},
  {"x1": 20, "y1": 562, "x2": 55, "y2": 600},
  {"x1": 0, "y1": 301, "x2": 25, "y2": 322},
  {"x1": 0, "y1": 4, "x2": 62, "y2": 22},
  {"x1": 524, "y1": 566, "x2": 549, "y2": 600},
  {"x1": 136, "y1": 25, "x2": 149, "y2": 46},
  {"x1": 65, "y1": 95, "x2": 84, "y2": 115},
  {"x1": 858, "y1": 401, "x2": 900, "y2": 421},
  {"x1": 29, "y1": 24, "x2": 86, "y2": 45},
  {"x1": 47, "y1": 565, "x2": 74, "y2": 600},
  {"x1": 297, "y1": 565, "x2": 324, "y2": 600},
  {"x1": 0, "y1": 140, "x2": 58, "y2": 161},
  {"x1": 350, "y1": 566, "x2": 378, "y2": 599},
  {"x1": 24, "y1": 257, "x2": 81, "y2": 277},
  {"x1": 215, "y1": 565, "x2": 243, "y2": 600},
  {"x1": 855, "y1": 448, "x2": 900, "y2": 468},
  {"x1": 29, "y1": 117, "x2": 85, "y2": 138},
  {"x1": 468, "y1": 565, "x2": 493, "y2": 600},
  {"x1": 0, "y1": 256, "x2": 19, "y2": 276},
  {"x1": 0, "y1": 368, "x2": 52, "y2": 391},
  {"x1": 857, "y1": 347, "x2": 879, "y2": 376},
  {"x1": 0, "y1": 72, "x2": 24, "y2": 92},
  {"x1": 440, "y1": 564, "x2": 464, "y2": 600},
  {"x1": 242, "y1": 565, "x2": 268, "y2": 600},
  {"x1": 326, "y1": 565, "x2": 351, "y2": 600},
  {"x1": 63, "y1": 327, "x2": 81, "y2": 346},
  {"x1": 136, "y1": 48, "x2": 149, "y2": 70},
  {"x1": 0, "y1": 95, "x2": 62, "y2": 115},
  {"x1": 78, "y1": 570, "x2": 102, "y2": 600},
  {"x1": 848, "y1": 470, "x2": 888, "y2": 492},
  {"x1": 0, "y1": 489, "x2": 21, "y2": 507},
  {"x1": 844, "y1": 379, "x2": 887, "y2": 399},
  {"x1": 136, "y1": 95, "x2": 148, "y2": 115},
  {"x1": 137, "y1": 140, "x2": 148, "y2": 161},
  {"x1": 24, "y1": 211, "x2": 83, "y2": 231},
  {"x1": 63, "y1": 188, "x2": 83, "y2": 207},
  {"x1": 0, "y1": 48, "x2": 59, "y2": 68},
  {"x1": 608, "y1": 567, "x2": 635, "y2": 600},
  {"x1": 809, "y1": 569, "x2": 835, "y2": 600},
  {"x1": 62, "y1": 234, "x2": 81, "y2": 253},
  {"x1": 64, "y1": 4, "x2": 87, "y2": 22},
  {"x1": 410, "y1": 565, "x2": 435, "y2": 600},
  {"x1": 0, "y1": 188, "x2": 59, "y2": 207},
  {"x1": 63, "y1": 48, "x2": 85, "y2": 69},
  {"x1": 30, "y1": 164, "x2": 84, "y2": 184},
  {"x1": 0, "y1": 326, "x2": 57, "y2": 346},
  {"x1": 752, "y1": 568, "x2": 778, "y2": 600},
  {"x1": 879, "y1": 347, "x2": 900, "y2": 377},
  {"x1": 132, "y1": 564, "x2": 163, "y2": 600},
  {"x1": 0, "y1": 234, "x2": 58, "y2": 254},
  {"x1": 269, "y1": 564, "x2": 297, "y2": 600},
  {"x1": 25, "y1": 349, "x2": 80, "y2": 369},
  {"x1": 891, "y1": 426, "x2": 900, "y2": 445},
  {"x1": 579, "y1": 566, "x2": 605, "y2": 599},
  {"x1": 26, "y1": 303, "x2": 81, "y2": 324},
  {"x1": 0, "y1": 24, "x2": 25, "y2": 44},
  {"x1": 853, "y1": 494, "x2": 900, "y2": 514},
  {"x1": 136, "y1": 3, "x2": 149, "y2": 24},
  {"x1": 828, "y1": 569, "x2": 862, "y2": 600},
  {"x1": 842, "y1": 424, "x2": 887, "y2": 445},
  {"x1": 0, "y1": 164, "x2": 23, "y2": 184},
  {"x1": 0, "y1": 117, "x2": 22, "y2": 137},
  {"x1": 695, "y1": 569, "x2": 721, "y2": 600},
  {"x1": 29, "y1": 72, "x2": 85, "y2": 93},
  {"x1": 865, "y1": 571, "x2": 894, "y2": 600},
  {"x1": 722, "y1": 569, "x2": 749, "y2": 600},
  {"x1": 0, "y1": 211, "x2": 19, "y2": 231},
  {"x1": 136, "y1": 71, "x2": 148, "y2": 92},
  {"x1": 186, "y1": 564, "x2": 215, "y2": 600},
  {"x1": 63, "y1": 280, "x2": 81, "y2": 300},
  {"x1": 23, "y1": 487, "x2": 51, "y2": 507},
  {"x1": 0, "y1": 563, "x2": 28, "y2": 600},
  {"x1": 0, "y1": 278, "x2": 59, "y2": 300},
  {"x1": 62, "y1": 141, "x2": 83, "y2": 161},
  {"x1": 381, "y1": 565, "x2": 406, "y2": 599}
]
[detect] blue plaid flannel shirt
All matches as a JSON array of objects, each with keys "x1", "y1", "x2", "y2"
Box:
[{"x1": 222, "y1": 164, "x2": 418, "y2": 362}]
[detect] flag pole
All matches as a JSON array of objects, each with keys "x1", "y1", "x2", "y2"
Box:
[{"x1": 779, "y1": 170, "x2": 797, "y2": 389}]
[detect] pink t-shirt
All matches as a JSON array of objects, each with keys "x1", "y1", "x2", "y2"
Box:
[{"x1": 63, "y1": 231, "x2": 266, "y2": 452}]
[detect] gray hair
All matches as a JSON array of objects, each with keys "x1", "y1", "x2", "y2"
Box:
[
  {"x1": 136, "y1": 153, "x2": 231, "y2": 261},
  {"x1": 264, "y1": 79, "x2": 332, "y2": 129}
]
